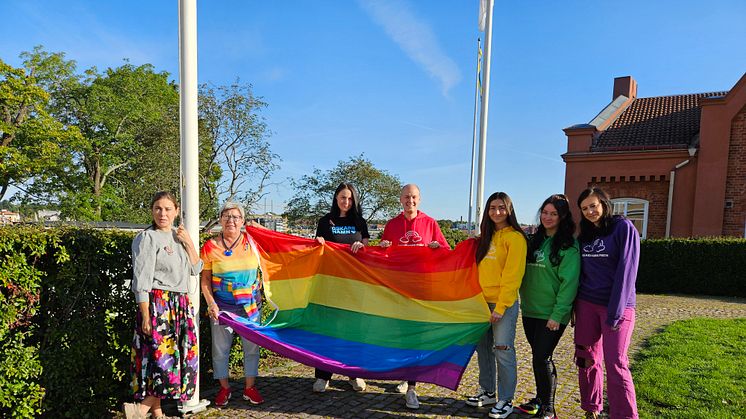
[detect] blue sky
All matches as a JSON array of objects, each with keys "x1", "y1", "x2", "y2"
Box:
[{"x1": 1, "y1": 0, "x2": 745, "y2": 223}]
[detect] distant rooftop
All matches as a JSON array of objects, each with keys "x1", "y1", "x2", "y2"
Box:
[{"x1": 592, "y1": 91, "x2": 729, "y2": 151}]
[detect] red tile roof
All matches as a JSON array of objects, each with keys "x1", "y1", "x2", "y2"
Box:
[{"x1": 592, "y1": 91, "x2": 728, "y2": 151}]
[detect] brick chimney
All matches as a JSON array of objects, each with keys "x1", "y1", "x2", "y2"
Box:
[{"x1": 613, "y1": 76, "x2": 637, "y2": 100}]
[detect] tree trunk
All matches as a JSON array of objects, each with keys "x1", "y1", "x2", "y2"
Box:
[{"x1": 93, "y1": 159, "x2": 102, "y2": 220}]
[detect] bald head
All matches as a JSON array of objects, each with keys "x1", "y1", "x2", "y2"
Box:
[
  {"x1": 400, "y1": 184, "x2": 421, "y2": 218},
  {"x1": 400, "y1": 184, "x2": 420, "y2": 197}
]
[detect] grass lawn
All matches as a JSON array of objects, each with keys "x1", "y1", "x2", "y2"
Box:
[{"x1": 632, "y1": 318, "x2": 746, "y2": 419}]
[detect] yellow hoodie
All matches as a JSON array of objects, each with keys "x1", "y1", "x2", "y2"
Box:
[{"x1": 477, "y1": 226, "x2": 527, "y2": 315}]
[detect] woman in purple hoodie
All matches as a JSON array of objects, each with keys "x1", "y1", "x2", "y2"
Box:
[{"x1": 575, "y1": 187, "x2": 639, "y2": 419}]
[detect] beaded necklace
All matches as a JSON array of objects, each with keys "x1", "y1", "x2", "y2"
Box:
[{"x1": 220, "y1": 233, "x2": 241, "y2": 256}]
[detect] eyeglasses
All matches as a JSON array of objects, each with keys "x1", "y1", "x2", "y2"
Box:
[{"x1": 221, "y1": 215, "x2": 243, "y2": 221}]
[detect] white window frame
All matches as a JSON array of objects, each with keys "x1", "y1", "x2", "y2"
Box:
[{"x1": 612, "y1": 197, "x2": 649, "y2": 239}]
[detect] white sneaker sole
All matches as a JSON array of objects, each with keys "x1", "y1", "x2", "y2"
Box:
[
  {"x1": 488, "y1": 408, "x2": 514, "y2": 419},
  {"x1": 465, "y1": 398, "x2": 497, "y2": 407}
]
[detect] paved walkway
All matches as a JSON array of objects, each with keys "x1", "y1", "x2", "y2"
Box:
[{"x1": 186, "y1": 294, "x2": 746, "y2": 418}]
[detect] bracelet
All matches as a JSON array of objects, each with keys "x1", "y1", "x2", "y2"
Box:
[{"x1": 208, "y1": 302, "x2": 217, "y2": 309}]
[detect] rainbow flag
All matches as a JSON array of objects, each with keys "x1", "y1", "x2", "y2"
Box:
[{"x1": 219, "y1": 227, "x2": 490, "y2": 390}]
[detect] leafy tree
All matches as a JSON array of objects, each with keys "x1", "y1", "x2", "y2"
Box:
[
  {"x1": 17, "y1": 47, "x2": 219, "y2": 222},
  {"x1": 0, "y1": 51, "x2": 79, "y2": 202},
  {"x1": 74, "y1": 63, "x2": 180, "y2": 220},
  {"x1": 285, "y1": 154, "x2": 402, "y2": 226},
  {"x1": 437, "y1": 219, "x2": 453, "y2": 230},
  {"x1": 199, "y1": 81, "x2": 280, "y2": 217},
  {"x1": 109, "y1": 104, "x2": 221, "y2": 223},
  {"x1": 18, "y1": 52, "x2": 181, "y2": 220}
]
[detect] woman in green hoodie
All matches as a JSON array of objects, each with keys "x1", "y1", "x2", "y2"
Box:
[{"x1": 516, "y1": 194, "x2": 580, "y2": 419}]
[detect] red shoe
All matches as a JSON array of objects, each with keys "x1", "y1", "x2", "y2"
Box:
[
  {"x1": 215, "y1": 386, "x2": 231, "y2": 407},
  {"x1": 243, "y1": 386, "x2": 264, "y2": 404}
]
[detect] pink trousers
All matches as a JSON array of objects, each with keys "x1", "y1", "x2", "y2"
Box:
[{"x1": 574, "y1": 299, "x2": 638, "y2": 419}]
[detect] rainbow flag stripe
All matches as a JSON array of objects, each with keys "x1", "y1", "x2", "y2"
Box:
[{"x1": 220, "y1": 227, "x2": 490, "y2": 390}]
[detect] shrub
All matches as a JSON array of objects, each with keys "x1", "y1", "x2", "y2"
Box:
[
  {"x1": 35, "y1": 228, "x2": 134, "y2": 417},
  {"x1": 637, "y1": 237, "x2": 746, "y2": 297}
]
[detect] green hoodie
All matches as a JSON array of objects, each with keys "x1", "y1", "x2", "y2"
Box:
[{"x1": 519, "y1": 236, "x2": 580, "y2": 325}]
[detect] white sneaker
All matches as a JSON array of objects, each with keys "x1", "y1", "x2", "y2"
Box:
[
  {"x1": 395, "y1": 381, "x2": 409, "y2": 394},
  {"x1": 488, "y1": 400, "x2": 514, "y2": 419},
  {"x1": 312, "y1": 378, "x2": 329, "y2": 393},
  {"x1": 349, "y1": 377, "x2": 366, "y2": 391},
  {"x1": 405, "y1": 388, "x2": 420, "y2": 409},
  {"x1": 465, "y1": 388, "x2": 497, "y2": 407}
]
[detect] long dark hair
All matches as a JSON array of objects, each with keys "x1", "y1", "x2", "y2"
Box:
[
  {"x1": 528, "y1": 194, "x2": 576, "y2": 266},
  {"x1": 476, "y1": 192, "x2": 528, "y2": 263},
  {"x1": 148, "y1": 191, "x2": 179, "y2": 230},
  {"x1": 577, "y1": 186, "x2": 615, "y2": 243},
  {"x1": 330, "y1": 182, "x2": 362, "y2": 219}
]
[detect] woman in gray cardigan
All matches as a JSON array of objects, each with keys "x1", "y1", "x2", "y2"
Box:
[{"x1": 124, "y1": 191, "x2": 202, "y2": 419}]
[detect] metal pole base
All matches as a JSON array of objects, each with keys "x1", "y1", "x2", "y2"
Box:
[{"x1": 178, "y1": 399, "x2": 210, "y2": 415}]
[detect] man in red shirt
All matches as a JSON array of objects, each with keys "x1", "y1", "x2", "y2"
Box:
[
  {"x1": 380, "y1": 184, "x2": 449, "y2": 250},
  {"x1": 379, "y1": 184, "x2": 450, "y2": 409}
]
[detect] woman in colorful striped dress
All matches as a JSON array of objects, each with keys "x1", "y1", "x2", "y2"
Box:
[{"x1": 200, "y1": 201, "x2": 265, "y2": 407}]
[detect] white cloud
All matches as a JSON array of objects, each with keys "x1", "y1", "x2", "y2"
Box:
[
  {"x1": 358, "y1": 0, "x2": 461, "y2": 96},
  {"x1": 262, "y1": 66, "x2": 288, "y2": 82}
]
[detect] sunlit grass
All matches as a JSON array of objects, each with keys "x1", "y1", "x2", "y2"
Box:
[{"x1": 632, "y1": 318, "x2": 746, "y2": 419}]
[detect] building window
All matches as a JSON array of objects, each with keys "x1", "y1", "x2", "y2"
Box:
[{"x1": 612, "y1": 198, "x2": 648, "y2": 238}]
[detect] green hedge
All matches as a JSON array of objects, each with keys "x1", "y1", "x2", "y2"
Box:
[
  {"x1": 0, "y1": 226, "x2": 135, "y2": 418},
  {"x1": 637, "y1": 237, "x2": 746, "y2": 297},
  {"x1": 1, "y1": 227, "x2": 744, "y2": 416}
]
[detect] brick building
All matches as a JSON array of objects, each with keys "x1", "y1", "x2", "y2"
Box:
[{"x1": 562, "y1": 73, "x2": 746, "y2": 238}]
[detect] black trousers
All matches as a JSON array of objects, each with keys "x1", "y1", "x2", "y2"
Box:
[
  {"x1": 315, "y1": 368, "x2": 333, "y2": 380},
  {"x1": 522, "y1": 316, "x2": 567, "y2": 411}
]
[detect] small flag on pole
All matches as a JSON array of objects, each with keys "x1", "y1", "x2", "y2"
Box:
[
  {"x1": 478, "y1": 0, "x2": 488, "y2": 31},
  {"x1": 477, "y1": 44, "x2": 483, "y2": 98}
]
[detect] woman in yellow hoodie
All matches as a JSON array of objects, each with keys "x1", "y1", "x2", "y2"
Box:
[{"x1": 465, "y1": 192, "x2": 528, "y2": 419}]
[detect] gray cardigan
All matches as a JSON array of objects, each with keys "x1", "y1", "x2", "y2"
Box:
[{"x1": 131, "y1": 228, "x2": 203, "y2": 303}]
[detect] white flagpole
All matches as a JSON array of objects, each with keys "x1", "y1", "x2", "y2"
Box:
[
  {"x1": 178, "y1": 0, "x2": 209, "y2": 413},
  {"x1": 468, "y1": 38, "x2": 481, "y2": 235},
  {"x1": 475, "y1": 0, "x2": 494, "y2": 230}
]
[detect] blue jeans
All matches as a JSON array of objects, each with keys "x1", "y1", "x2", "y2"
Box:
[
  {"x1": 211, "y1": 305, "x2": 260, "y2": 379},
  {"x1": 476, "y1": 301, "x2": 519, "y2": 401}
]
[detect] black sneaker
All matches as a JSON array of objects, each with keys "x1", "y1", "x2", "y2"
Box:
[
  {"x1": 516, "y1": 397, "x2": 541, "y2": 415},
  {"x1": 536, "y1": 406, "x2": 557, "y2": 419}
]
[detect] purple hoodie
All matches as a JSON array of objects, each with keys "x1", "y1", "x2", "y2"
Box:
[{"x1": 577, "y1": 216, "x2": 640, "y2": 327}]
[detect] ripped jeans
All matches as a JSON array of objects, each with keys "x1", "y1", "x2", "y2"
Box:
[
  {"x1": 574, "y1": 298, "x2": 638, "y2": 419},
  {"x1": 476, "y1": 301, "x2": 519, "y2": 400}
]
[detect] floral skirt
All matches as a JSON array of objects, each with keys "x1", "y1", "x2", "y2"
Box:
[{"x1": 131, "y1": 289, "x2": 198, "y2": 401}]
